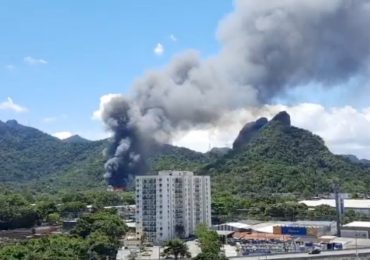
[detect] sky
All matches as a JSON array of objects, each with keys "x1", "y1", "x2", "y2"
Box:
[
  {"x1": 1, "y1": 0, "x2": 370, "y2": 159},
  {"x1": 0, "y1": 0, "x2": 232, "y2": 138}
]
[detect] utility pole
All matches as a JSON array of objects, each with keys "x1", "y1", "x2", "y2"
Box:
[
  {"x1": 356, "y1": 230, "x2": 358, "y2": 258},
  {"x1": 334, "y1": 184, "x2": 342, "y2": 237}
]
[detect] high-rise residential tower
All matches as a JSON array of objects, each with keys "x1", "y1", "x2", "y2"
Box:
[{"x1": 135, "y1": 171, "x2": 211, "y2": 244}]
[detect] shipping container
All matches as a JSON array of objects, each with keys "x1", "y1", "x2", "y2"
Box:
[{"x1": 281, "y1": 226, "x2": 307, "y2": 236}]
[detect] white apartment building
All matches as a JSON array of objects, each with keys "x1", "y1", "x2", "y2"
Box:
[{"x1": 135, "y1": 171, "x2": 211, "y2": 244}]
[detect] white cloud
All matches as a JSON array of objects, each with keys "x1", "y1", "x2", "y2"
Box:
[
  {"x1": 5, "y1": 65, "x2": 16, "y2": 71},
  {"x1": 153, "y1": 43, "x2": 164, "y2": 56},
  {"x1": 93, "y1": 95, "x2": 370, "y2": 159},
  {"x1": 170, "y1": 34, "x2": 177, "y2": 42},
  {"x1": 23, "y1": 56, "x2": 48, "y2": 65},
  {"x1": 42, "y1": 114, "x2": 68, "y2": 124},
  {"x1": 52, "y1": 131, "x2": 74, "y2": 140},
  {"x1": 173, "y1": 103, "x2": 370, "y2": 159},
  {"x1": 0, "y1": 97, "x2": 28, "y2": 113},
  {"x1": 92, "y1": 93, "x2": 123, "y2": 120},
  {"x1": 79, "y1": 130, "x2": 111, "y2": 141},
  {"x1": 42, "y1": 117, "x2": 57, "y2": 123}
]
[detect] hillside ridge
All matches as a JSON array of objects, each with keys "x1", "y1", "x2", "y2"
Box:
[{"x1": 1, "y1": 114, "x2": 370, "y2": 195}]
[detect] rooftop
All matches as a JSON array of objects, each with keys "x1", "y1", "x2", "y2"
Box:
[
  {"x1": 216, "y1": 221, "x2": 336, "y2": 234},
  {"x1": 158, "y1": 170, "x2": 194, "y2": 177},
  {"x1": 216, "y1": 230, "x2": 235, "y2": 236},
  {"x1": 299, "y1": 199, "x2": 370, "y2": 209},
  {"x1": 295, "y1": 220, "x2": 335, "y2": 226},
  {"x1": 343, "y1": 221, "x2": 370, "y2": 228},
  {"x1": 223, "y1": 222, "x2": 252, "y2": 229}
]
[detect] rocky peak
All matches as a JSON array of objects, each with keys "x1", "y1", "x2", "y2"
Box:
[
  {"x1": 271, "y1": 111, "x2": 291, "y2": 126},
  {"x1": 233, "y1": 117, "x2": 268, "y2": 150}
]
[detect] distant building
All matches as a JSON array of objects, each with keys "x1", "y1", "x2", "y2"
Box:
[
  {"x1": 213, "y1": 220, "x2": 336, "y2": 238},
  {"x1": 273, "y1": 221, "x2": 337, "y2": 237},
  {"x1": 135, "y1": 171, "x2": 211, "y2": 244},
  {"x1": 299, "y1": 199, "x2": 370, "y2": 217},
  {"x1": 62, "y1": 219, "x2": 78, "y2": 231},
  {"x1": 342, "y1": 221, "x2": 370, "y2": 239},
  {"x1": 213, "y1": 222, "x2": 252, "y2": 232},
  {"x1": 104, "y1": 205, "x2": 136, "y2": 220}
]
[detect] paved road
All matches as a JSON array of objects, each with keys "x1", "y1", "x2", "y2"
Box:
[{"x1": 231, "y1": 247, "x2": 370, "y2": 259}]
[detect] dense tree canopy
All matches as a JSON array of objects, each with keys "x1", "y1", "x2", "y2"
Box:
[
  {"x1": 0, "y1": 235, "x2": 88, "y2": 259},
  {"x1": 73, "y1": 210, "x2": 128, "y2": 240},
  {"x1": 0, "y1": 209, "x2": 127, "y2": 259},
  {"x1": 0, "y1": 193, "x2": 39, "y2": 229}
]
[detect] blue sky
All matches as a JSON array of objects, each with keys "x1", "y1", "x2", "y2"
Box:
[
  {"x1": 0, "y1": 0, "x2": 232, "y2": 139},
  {"x1": 1, "y1": 1, "x2": 370, "y2": 159}
]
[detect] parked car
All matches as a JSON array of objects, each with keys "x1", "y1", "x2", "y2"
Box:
[{"x1": 308, "y1": 248, "x2": 321, "y2": 255}]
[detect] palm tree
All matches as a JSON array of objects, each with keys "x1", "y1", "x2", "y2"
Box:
[{"x1": 161, "y1": 239, "x2": 191, "y2": 260}]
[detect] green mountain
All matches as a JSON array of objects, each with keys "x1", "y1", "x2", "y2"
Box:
[
  {"x1": 62, "y1": 135, "x2": 91, "y2": 144},
  {"x1": 203, "y1": 111, "x2": 370, "y2": 196},
  {"x1": 150, "y1": 143, "x2": 211, "y2": 171},
  {"x1": 1, "y1": 112, "x2": 370, "y2": 196},
  {"x1": 0, "y1": 120, "x2": 107, "y2": 192},
  {"x1": 0, "y1": 120, "x2": 208, "y2": 193}
]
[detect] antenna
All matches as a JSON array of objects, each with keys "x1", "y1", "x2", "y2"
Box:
[{"x1": 208, "y1": 132, "x2": 211, "y2": 151}]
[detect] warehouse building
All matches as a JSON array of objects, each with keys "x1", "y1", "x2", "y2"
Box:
[
  {"x1": 272, "y1": 221, "x2": 337, "y2": 237},
  {"x1": 299, "y1": 199, "x2": 370, "y2": 216},
  {"x1": 341, "y1": 221, "x2": 370, "y2": 239},
  {"x1": 213, "y1": 222, "x2": 252, "y2": 232},
  {"x1": 213, "y1": 220, "x2": 336, "y2": 238}
]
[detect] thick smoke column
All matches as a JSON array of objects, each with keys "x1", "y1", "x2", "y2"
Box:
[
  {"x1": 102, "y1": 0, "x2": 370, "y2": 187},
  {"x1": 102, "y1": 96, "x2": 148, "y2": 188}
]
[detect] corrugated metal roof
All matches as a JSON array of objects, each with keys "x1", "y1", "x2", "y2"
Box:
[
  {"x1": 343, "y1": 221, "x2": 370, "y2": 228},
  {"x1": 224, "y1": 222, "x2": 252, "y2": 229},
  {"x1": 299, "y1": 199, "x2": 370, "y2": 209},
  {"x1": 216, "y1": 230, "x2": 235, "y2": 236}
]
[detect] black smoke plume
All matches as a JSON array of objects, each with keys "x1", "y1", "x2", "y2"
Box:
[
  {"x1": 102, "y1": 0, "x2": 370, "y2": 187},
  {"x1": 101, "y1": 97, "x2": 151, "y2": 188}
]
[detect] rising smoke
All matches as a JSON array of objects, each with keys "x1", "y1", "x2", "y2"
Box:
[{"x1": 101, "y1": 0, "x2": 370, "y2": 187}]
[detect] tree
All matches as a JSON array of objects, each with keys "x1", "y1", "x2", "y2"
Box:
[
  {"x1": 195, "y1": 225, "x2": 221, "y2": 256},
  {"x1": 0, "y1": 193, "x2": 40, "y2": 229},
  {"x1": 193, "y1": 252, "x2": 228, "y2": 260},
  {"x1": 162, "y1": 239, "x2": 191, "y2": 260},
  {"x1": 92, "y1": 191, "x2": 124, "y2": 208},
  {"x1": 35, "y1": 200, "x2": 58, "y2": 220},
  {"x1": 87, "y1": 231, "x2": 117, "y2": 258},
  {"x1": 73, "y1": 210, "x2": 128, "y2": 239},
  {"x1": 307, "y1": 205, "x2": 337, "y2": 221},
  {"x1": 46, "y1": 212, "x2": 60, "y2": 225},
  {"x1": 120, "y1": 192, "x2": 135, "y2": 205},
  {"x1": 59, "y1": 201, "x2": 86, "y2": 218},
  {"x1": 0, "y1": 235, "x2": 88, "y2": 259}
]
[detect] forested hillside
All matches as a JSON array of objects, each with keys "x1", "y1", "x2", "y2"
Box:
[
  {"x1": 1, "y1": 112, "x2": 370, "y2": 196},
  {"x1": 204, "y1": 112, "x2": 370, "y2": 196},
  {"x1": 0, "y1": 120, "x2": 209, "y2": 193},
  {"x1": 0, "y1": 120, "x2": 107, "y2": 192}
]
